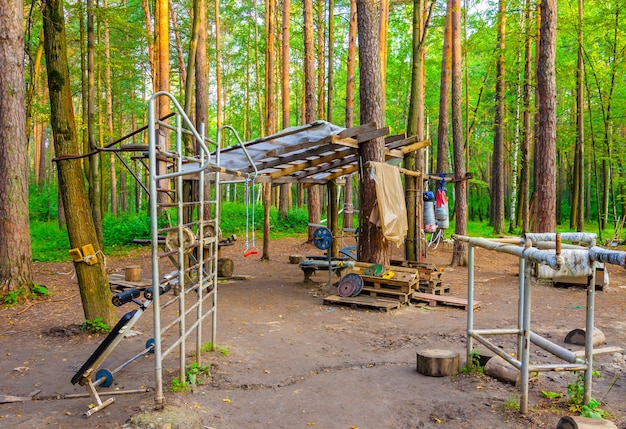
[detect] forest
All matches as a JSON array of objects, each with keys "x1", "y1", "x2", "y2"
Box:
[{"x1": 1, "y1": 0, "x2": 626, "y2": 300}]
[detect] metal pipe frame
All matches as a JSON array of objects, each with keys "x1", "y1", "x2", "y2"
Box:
[
  {"x1": 149, "y1": 92, "x2": 220, "y2": 410},
  {"x1": 455, "y1": 233, "x2": 626, "y2": 415}
]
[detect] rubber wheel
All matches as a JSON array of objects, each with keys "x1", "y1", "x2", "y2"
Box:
[
  {"x1": 146, "y1": 338, "x2": 156, "y2": 354},
  {"x1": 96, "y1": 368, "x2": 114, "y2": 387}
]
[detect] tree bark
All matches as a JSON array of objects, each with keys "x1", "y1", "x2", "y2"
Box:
[
  {"x1": 327, "y1": 0, "x2": 335, "y2": 123},
  {"x1": 491, "y1": 0, "x2": 506, "y2": 234},
  {"x1": 356, "y1": 0, "x2": 387, "y2": 264},
  {"x1": 533, "y1": 0, "x2": 557, "y2": 233},
  {"x1": 450, "y1": 0, "x2": 468, "y2": 266},
  {"x1": 436, "y1": 0, "x2": 452, "y2": 175},
  {"x1": 343, "y1": 0, "x2": 357, "y2": 235},
  {"x1": 279, "y1": 0, "x2": 292, "y2": 219},
  {"x1": 0, "y1": 0, "x2": 35, "y2": 293},
  {"x1": 304, "y1": 0, "x2": 321, "y2": 241},
  {"x1": 42, "y1": 0, "x2": 116, "y2": 326},
  {"x1": 520, "y1": 0, "x2": 533, "y2": 234}
]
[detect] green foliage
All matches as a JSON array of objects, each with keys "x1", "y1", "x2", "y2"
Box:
[
  {"x1": 29, "y1": 184, "x2": 58, "y2": 222},
  {"x1": 171, "y1": 362, "x2": 212, "y2": 392},
  {"x1": 32, "y1": 285, "x2": 50, "y2": 296},
  {"x1": 201, "y1": 341, "x2": 229, "y2": 356},
  {"x1": 219, "y1": 201, "x2": 309, "y2": 238},
  {"x1": 461, "y1": 349, "x2": 484, "y2": 375},
  {"x1": 31, "y1": 221, "x2": 71, "y2": 262},
  {"x1": 541, "y1": 391, "x2": 562, "y2": 400},
  {"x1": 3, "y1": 289, "x2": 25, "y2": 307},
  {"x1": 81, "y1": 317, "x2": 110, "y2": 334},
  {"x1": 502, "y1": 396, "x2": 520, "y2": 412},
  {"x1": 567, "y1": 371, "x2": 609, "y2": 419},
  {"x1": 102, "y1": 212, "x2": 151, "y2": 246}
]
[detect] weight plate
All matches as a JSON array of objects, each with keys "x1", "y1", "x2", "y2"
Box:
[
  {"x1": 96, "y1": 368, "x2": 114, "y2": 387},
  {"x1": 165, "y1": 227, "x2": 196, "y2": 253},
  {"x1": 146, "y1": 338, "x2": 156, "y2": 354},
  {"x1": 363, "y1": 264, "x2": 384, "y2": 277},
  {"x1": 337, "y1": 273, "x2": 363, "y2": 297},
  {"x1": 312, "y1": 227, "x2": 332, "y2": 250}
]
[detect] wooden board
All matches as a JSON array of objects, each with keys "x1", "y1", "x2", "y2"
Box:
[
  {"x1": 323, "y1": 294, "x2": 403, "y2": 311},
  {"x1": 412, "y1": 292, "x2": 480, "y2": 311},
  {"x1": 108, "y1": 273, "x2": 152, "y2": 290}
]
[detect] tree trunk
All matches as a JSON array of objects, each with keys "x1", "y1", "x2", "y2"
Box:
[
  {"x1": 379, "y1": 0, "x2": 389, "y2": 109},
  {"x1": 316, "y1": 0, "x2": 326, "y2": 119},
  {"x1": 491, "y1": 0, "x2": 506, "y2": 234},
  {"x1": 104, "y1": 1, "x2": 117, "y2": 216},
  {"x1": 169, "y1": 0, "x2": 187, "y2": 90},
  {"x1": 195, "y1": 0, "x2": 208, "y2": 141},
  {"x1": 356, "y1": 0, "x2": 387, "y2": 265},
  {"x1": 262, "y1": 0, "x2": 277, "y2": 260},
  {"x1": 42, "y1": 0, "x2": 116, "y2": 326},
  {"x1": 437, "y1": 0, "x2": 452, "y2": 175},
  {"x1": 342, "y1": 0, "x2": 357, "y2": 235},
  {"x1": 304, "y1": 0, "x2": 321, "y2": 241},
  {"x1": 87, "y1": 0, "x2": 103, "y2": 245},
  {"x1": 215, "y1": 0, "x2": 222, "y2": 131},
  {"x1": 571, "y1": 0, "x2": 584, "y2": 232},
  {"x1": 279, "y1": 0, "x2": 291, "y2": 219},
  {"x1": 327, "y1": 0, "x2": 335, "y2": 123},
  {"x1": 0, "y1": 0, "x2": 34, "y2": 293},
  {"x1": 520, "y1": 0, "x2": 533, "y2": 234},
  {"x1": 406, "y1": 0, "x2": 431, "y2": 261},
  {"x1": 533, "y1": 0, "x2": 557, "y2": 233},
  {"x1": 450, "y1": 0, "x2": 467, "y2": 266}
]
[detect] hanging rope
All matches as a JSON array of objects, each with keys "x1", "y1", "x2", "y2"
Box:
[{"x1": 243, "y1": 175, "x2": 258, "y2": 257}]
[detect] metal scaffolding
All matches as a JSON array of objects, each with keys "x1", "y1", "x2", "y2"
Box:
[{"x1": 454, "y1": 233, "x2": 626, "y2": 414}]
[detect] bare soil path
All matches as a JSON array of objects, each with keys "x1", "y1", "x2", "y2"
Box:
[{"x1": 1, "y1": 237, "x2": 625, "y2": 428}]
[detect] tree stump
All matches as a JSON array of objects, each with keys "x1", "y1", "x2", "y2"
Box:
[
  {"x1": 218, "y1": 258, "x2": 234, "y2": 278},
  {"x1": 556, "y1": 416, "x2": 618, "y2": 429},
  {"x1": 125, "y1": 265, "x2": 141, "y2": 282},
  {"x1": 564, "y1": 328, "x2": 606, "y2": 347},
  {"x1": 289, "y1": 255, "x2": 305, "y2": 264},
  {"x1": 416, "y1": 349, "x2": 459, "y2": 376}
]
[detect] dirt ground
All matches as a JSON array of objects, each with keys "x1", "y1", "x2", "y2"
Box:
[{"x1": 1, "y1": 236, "x2": 625, "y2": 429}]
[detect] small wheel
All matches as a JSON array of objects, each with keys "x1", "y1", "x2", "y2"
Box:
[
  {"x1": 313, "y1": 227, "x2": 332, "y2": 250},
  {"x1": 146, "y1": 338, "x2": 156, "y2": 353},
  {"x1": 96, "y1": 368, "x2": 114, "y2": 387},
  {"x1": 165, "y1": 227, "x2": 196, "y2": 253}
]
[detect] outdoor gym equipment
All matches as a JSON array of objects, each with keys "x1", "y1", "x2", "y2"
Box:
[{"x1": 71, "y1": 278, "x2": 174, "y2": 417}]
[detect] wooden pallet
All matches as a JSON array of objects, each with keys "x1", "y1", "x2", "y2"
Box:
[
  {"x1": 412, "y1": 292, "x2": 480, "y2": 311},
  {"x1": 417, "y1": 285, "x2": 450, "y2": 295},
  {"x1": 360, "y1": 286, "x2": 411, "y2": 303},
  {"x1": 323, "y1": 294, "x2": 403, "y2": 311}
]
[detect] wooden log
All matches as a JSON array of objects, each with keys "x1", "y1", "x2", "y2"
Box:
[
  {"x1": 289, "y1": 255, "x2": 305, "y2": 264},
  {"x1": 556, "y1": 416, "x2": 618, "y2": 429},
  {"x1": 218, "y1": 258, "x2": 235, "y2": 278},
  {"x1": 564, "y1": 328, "x2": 606, "y2": 347},
  {"x1": 416, "y1": 349, "x2": 459, "y2": 377},
  {"x1": 484, "y1": 355, "x2": 519, "y2": 385},
  {"x1": 124, "y1": 265, "x2": 141, "y2": 282}
]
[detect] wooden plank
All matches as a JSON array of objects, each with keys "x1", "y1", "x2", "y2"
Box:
[
  {"x1": 355, "y1": 126, "x2": 390, "y2": 143},
  {"x1": 412, "y1": 292, "x2": 481, "y2": 311},
  {"x1": 337, "y1": 122, "x2": 378, "y2": 139}
]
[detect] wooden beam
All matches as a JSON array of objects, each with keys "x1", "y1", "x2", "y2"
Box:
[
  {"x1": 355, "y1": 126, "x2": 390, "y2": 143},
  {"x1": 400, "y1": 139, "x2": 431, "y2": 154},
  {"x1": 337, "y1": 122, "x2": 377, "y2": 138}
]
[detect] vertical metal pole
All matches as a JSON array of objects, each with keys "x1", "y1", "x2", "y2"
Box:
[
  {"x1": 176, "y1": 114, "x2": 186, "y2": 381},
  {"x1": 583, "y1": 266, "x2": 596, "y2": 404},
  {"x1": 519, "y1": 258, "x2": 532, "y2": 414},
  {"x1": 148, "y1": 96, "x2": 164, "y2": 409},
  {"x1": 196, "y1": 124, "x2": 205, "y2": 364},
  {"x1": 517, "y1": 257, "x2": 525, "y2": 360},
  {"x1": 466, "y1": 243, "x2": 475, "y2": 366},
  {"x1": 212, "y1": 133, "x2": 221, "y2": 350}
]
